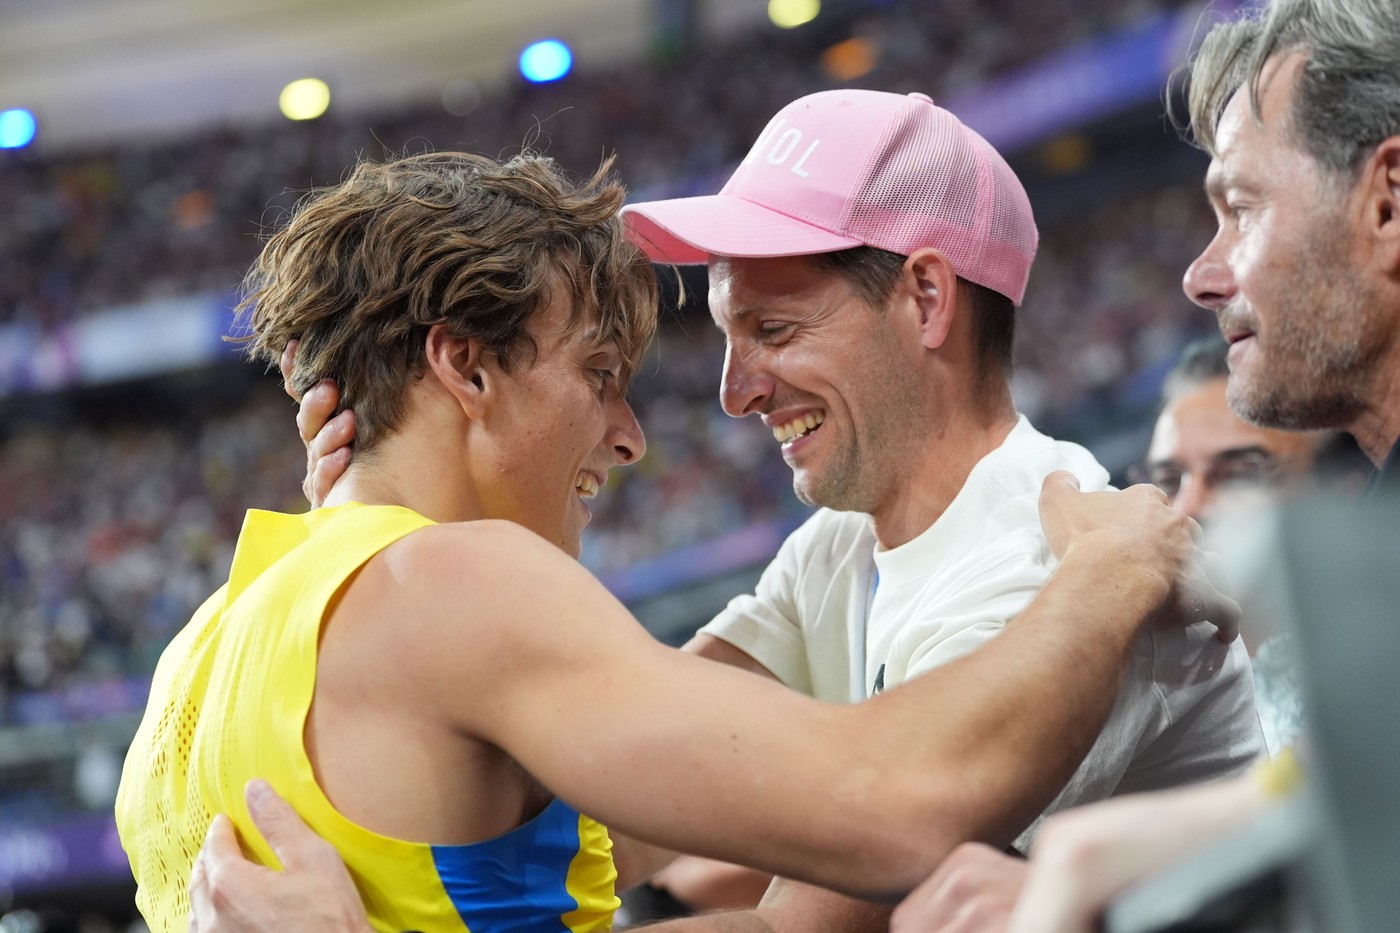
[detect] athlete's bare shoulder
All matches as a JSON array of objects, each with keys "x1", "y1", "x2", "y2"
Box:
[
  {"x1": 309, "y1": 517, "x2": 560, "y2": 842},
  {"x1": 342, "y1": 517, "x2": 625, "y2": 702},
  {"x1": 379, "y1": 517, "x2": 572, "y2": 581}
]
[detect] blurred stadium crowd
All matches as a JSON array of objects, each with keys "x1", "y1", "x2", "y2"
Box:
[
  {"x1": 0, "y1": 0, "x2": 1196, "y2": 330},
  {"x1": 0, "y1": 0, "x2": 1220, "y2": 884}
]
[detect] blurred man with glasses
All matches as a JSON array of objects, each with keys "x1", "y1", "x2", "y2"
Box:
[
  {"x1": 1134, "y1": 338, "x2": 1368, "y2": 757},
  {"x1": 1132, "y1": 338, "x2": 1363, "y2": 529}
]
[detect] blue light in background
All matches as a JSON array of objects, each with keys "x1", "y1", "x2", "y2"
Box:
[
  {"x1": 519, "y1": 40, "x2": 573, "y2": 83},
  {"x1": 0, "y1": 109, "x2": 37, "y2": 149}
]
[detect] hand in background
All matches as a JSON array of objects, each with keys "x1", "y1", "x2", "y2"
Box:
[{"x1": 1003, "y1": 775, "x2": 1266, "y2": 933}]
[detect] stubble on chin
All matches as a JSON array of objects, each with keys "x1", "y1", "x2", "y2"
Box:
[
  {"x1": 791, "y1": 456, "x2": 863, "y2": 513},
  {"x1": 1226, "y1": 321, "x2": 1371, "y2": 431},
  {"x1": 1226, "y1": 228, "x2": 1378, "y2": 432},
  {"x1": 1227, "y1": 371, "x2": 1361, "y2": 431}
]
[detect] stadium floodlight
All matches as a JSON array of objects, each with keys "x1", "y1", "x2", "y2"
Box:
[
  {"x1": 0, "y1": 108, "x2": 37, "y2": 149},
  {"x1": 769, "y1": 0, "x2": 820, "y2": 29},
  {"x1": 279, "y1": 78, "x2": 331, "y2": 121},
  {"x1": 519, "y1": 40, "x2": 573, "y2": 83}
]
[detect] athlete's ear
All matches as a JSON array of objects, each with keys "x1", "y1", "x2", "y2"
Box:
[
  {"x1": 424, "y1": 324, "x2": 491, "y2": 420},
  {"x1": 903, "y1": 247, "x2": 958, "y2": 350}
]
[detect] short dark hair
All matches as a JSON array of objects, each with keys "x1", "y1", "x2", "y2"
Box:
[
  {"x1": 805, "y1": 245, "x2": 907, "y2": 311},
  {"x1": 965, "y1": 279, "x2": 1016, "y2": 381},
  {"x1": 1162, "y1": 336, "x2": 1231, "y2": 403},
  {"x1": 806, "y1": 246, "x2": 1015, "y2": 383}
]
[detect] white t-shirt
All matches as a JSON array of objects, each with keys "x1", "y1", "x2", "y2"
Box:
[{"x1": 701, "y1": 417, "x2": 1262, "y2": 845}]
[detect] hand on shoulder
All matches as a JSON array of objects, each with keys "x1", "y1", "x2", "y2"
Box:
[{"x1": 1038, "y1": 472, "x2": 1240, "y2": 642}]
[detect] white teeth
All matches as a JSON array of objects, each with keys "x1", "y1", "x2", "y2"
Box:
[
  {"x1": 771, "y1": 411, "x2": 825, "y2": 444},
  {"x1": 575, "y1": 473, "x2": 599, "y2": 499}
]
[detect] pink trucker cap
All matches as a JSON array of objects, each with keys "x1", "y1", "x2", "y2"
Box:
[{"x1": 621, "y1": 89, "x2": 1038, "y2": 306}]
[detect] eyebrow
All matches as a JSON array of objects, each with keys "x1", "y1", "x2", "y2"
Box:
[
  {"x1": 580, "y1": 325, "x2": 620, "y2": 352},
  {"x1": 1203, "y1": 165, "x2": 1236, "y2": 204},
  {"x1": 1212, "y1": 445, "x2": 1277, "y2": 464},
  {"x1": 1203, "y1": 168, "x2": 1262, "y2": 205},
  {"x1": 1148, "y1": 445, "x2": 1277, "y2": 469},
  {"x1": 711, "y1": 305, "x2": 758, "y2": 331}
]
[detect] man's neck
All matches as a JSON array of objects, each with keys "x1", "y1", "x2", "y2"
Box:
[
  {"x1": 323, "y1": 421, "x2": 483, "y2": 524},
  {"x1": 1350, "y1": 411, "x2": 1400, "y2": 468},
  {"x1": 867, "y1": 403, "x2": 1020, "y2": 550},
  {"x1": 1348, "y1": 342, "x2": 1400, "y2": 467}
]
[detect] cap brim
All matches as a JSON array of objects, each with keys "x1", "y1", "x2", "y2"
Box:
[{"x1": 621, "y1": 194, "x2": 862, "y2": 265}]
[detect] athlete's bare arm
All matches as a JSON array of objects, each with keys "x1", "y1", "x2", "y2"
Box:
[
  {"x1": 188, "y1": 474, "x2": 1230, "y2": 928},
  {"x1": 322, "y1": 473, "x2": 1218, "y2": 902},
  {"x1": 608, "y1": 634, "x2": 781, "y2": 892}
]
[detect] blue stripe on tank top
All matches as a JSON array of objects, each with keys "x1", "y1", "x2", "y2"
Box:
[{"x1": 431, "y1": 797, "x2": 583, "y2": 933}]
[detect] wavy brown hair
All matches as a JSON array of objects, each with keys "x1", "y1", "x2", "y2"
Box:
[{"x1": 234, "y1": 151, "x2": 658, "y2": 452}]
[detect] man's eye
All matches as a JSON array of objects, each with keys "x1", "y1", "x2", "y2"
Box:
[
  {"x1": 1213, "y1": 460, "x2": 1272, "y2": 488},
  {"x1": 758, "y1": 322, "x2": 791, "y2": 338},
  {"x1": 592, "y1": 368, "x2": 616, "y2": 382},
  {"x1": 1147, "y1": 469, "x2": 1184, "y2": 496}
]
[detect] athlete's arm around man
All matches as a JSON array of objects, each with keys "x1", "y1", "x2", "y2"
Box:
[
  {"x1": 179, "y1": 121, "x2": 1245, "y2": 928},
  {"x1": 304, "y1": 464, "x2": 1210, "y2": 898},
  {"x1": 187, "y1": 388, "x2": 1233, "y2": 932}
]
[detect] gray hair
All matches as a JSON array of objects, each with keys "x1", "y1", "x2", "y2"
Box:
[{"x1": 1184, "y1": 0, "x2": 1400, "y2": 179}]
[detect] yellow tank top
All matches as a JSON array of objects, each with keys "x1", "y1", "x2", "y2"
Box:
[{"x1": 115, "y1": 502, "x2": 619, "y2": 932}]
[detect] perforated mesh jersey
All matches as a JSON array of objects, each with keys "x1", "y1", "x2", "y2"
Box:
[{"x1": 115, "y1": 503, "x2": 620, "y2": 933}]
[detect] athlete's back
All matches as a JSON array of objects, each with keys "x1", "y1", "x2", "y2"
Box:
[{"x1": 115, "y1": 502, "x2": 619, "y2": 933}]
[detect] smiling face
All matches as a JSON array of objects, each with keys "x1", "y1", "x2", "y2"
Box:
[
  {"x1": 1183, "y1": 53, "x2": 1390, "y2": 432},
  {"x1": 478, "y1": 298, "x2": 646, "y2": 557},
  {"x1": 708, "y1": 255, "x2": 926, "y2": 513}
]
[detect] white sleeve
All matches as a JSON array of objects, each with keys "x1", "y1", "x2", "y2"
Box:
[
  {"x1": 1010, "y1": 628, "x2": 1263, "y2": 851},
  {"x1": 1114, "y1": 634, "x2": 1264, "y2": 793},
  {"x1": 891, "y1": 545, "x2": 1050, "y2": 685},
  {"x1": 699, "y1": 527, "x2": 813, "y2": 694}
]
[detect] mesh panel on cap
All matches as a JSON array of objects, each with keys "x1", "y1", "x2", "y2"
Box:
[
  {"x1": 981, "y1": 135, "x2": 1039, "y2": 296},
  {"x1": 841, "y1": 97, "x2": 1037, "y2": 304},
  {"x1": 842, "y1": 101, "x2": 988, "y2": 267}
]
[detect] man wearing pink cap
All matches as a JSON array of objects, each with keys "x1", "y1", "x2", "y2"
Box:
[
  {"x1": 617, "y1": 87, "x2": 1260, "y2": 928},
  {"x1": 185, "y1": 90, "x2": 1259, "y2": 931}
]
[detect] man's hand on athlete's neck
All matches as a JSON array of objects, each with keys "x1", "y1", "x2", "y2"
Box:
[{"x1": 281, "y1": 340, "x2": 353, "y2": 508}]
